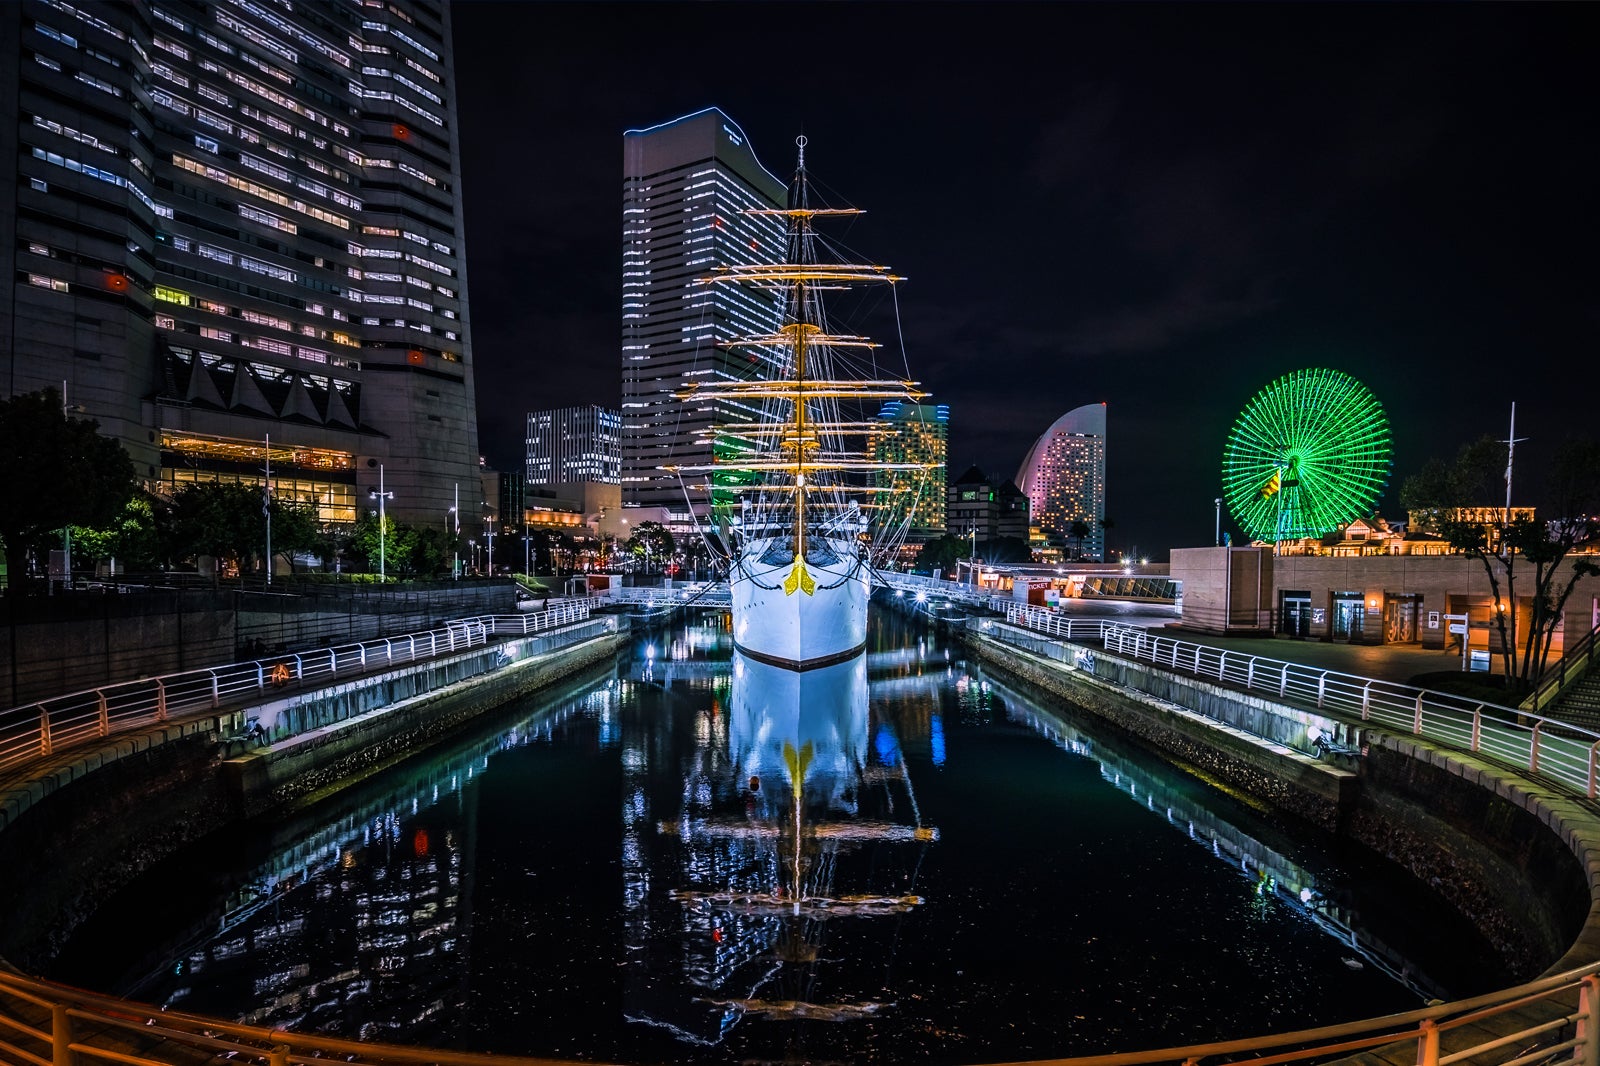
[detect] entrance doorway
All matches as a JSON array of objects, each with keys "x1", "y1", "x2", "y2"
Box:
[
  {"x1": 1385, "y1": 594, "x2": 1421, "y2": 643},
  {"x1": 1332, "y1": 592, "x2": 1364, "y2": 641},
  {"x1": 1280, "y1": 591, "x2": 1311, "y2": 638}
]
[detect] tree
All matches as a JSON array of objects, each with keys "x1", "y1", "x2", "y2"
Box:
[
  {"x1": 1405, "y1": 435, "x2": 1600, "y2": 690},
  {"x1": 1513, "y1": 439, "x2": 1600, "y2": 682},
  {"x1": 0, "y1": 389, "x2": 138, "y2": 596},
  {"x1": 627, "y1": 521, "x2": 675, "y2": 573},
  {"x1": 168, "y1": 481, "x2": 269, "y2": 578},
  {"x1": 1099, "y1": 515, "x2": 1115, "y2": 558},
  {"x1": 70, "y1": 493, "x2": 166, "y2": 575},
  {"x1": 913, "y1": 534, "x2": 966, "y2": 575},
  {"x1": 1068, "y1": 519, "x2": 1091, "y2": 559},
  {"x1": 352, "y1": 511, "x2": 407, "y2": 578},
  {"x1": 406, "y1": 526, "x2": 452, "y2": 578},
  {"x1": 268, "y1": 499, "x2": 323, "y2": 575}
]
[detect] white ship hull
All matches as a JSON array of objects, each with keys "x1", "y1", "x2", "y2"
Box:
[{"x1": 730, "y1": 535, "x2": 869, "y2": 670}]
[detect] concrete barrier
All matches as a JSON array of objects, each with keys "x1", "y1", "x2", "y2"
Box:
[{"x1": 963, "y1": 623, "x2": 1591, "y2": 982}]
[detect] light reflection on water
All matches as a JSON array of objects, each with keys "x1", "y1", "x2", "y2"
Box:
[{"x1": 49, "y1": 614, "x2": 1501, "y2": 1063}]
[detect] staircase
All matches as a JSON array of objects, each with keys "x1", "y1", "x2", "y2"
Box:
[
  {"x1": 1535, "y1": 619, "x2": 1600, "y2": 726},
  {"x1": 1553, "y1": 671, "x2": 1600, "y2": 728}
]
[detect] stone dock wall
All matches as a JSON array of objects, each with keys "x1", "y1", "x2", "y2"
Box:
[
  {"x1": 0, "y1": 581, "x2": 520, "y2": 707},
  {"x1": 0, "y1": 618, "x2": 628, "y2": 970},
  {"x1": 963, "y1": 623, "x2": 1593, "y2": 982}
]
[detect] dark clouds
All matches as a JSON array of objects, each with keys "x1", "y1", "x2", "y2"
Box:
[{"x1": 453, "y1": 2, "x2": 1596, "y2": 557}]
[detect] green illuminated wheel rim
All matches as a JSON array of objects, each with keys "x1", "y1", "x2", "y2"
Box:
[{"x1": 1222, "y1": 368, "x2": 1391, "y2": 542}]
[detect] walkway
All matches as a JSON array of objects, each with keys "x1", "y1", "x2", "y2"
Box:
[{"x1": 1156, "y1": 629, "x2": 1469, "y2": 688}]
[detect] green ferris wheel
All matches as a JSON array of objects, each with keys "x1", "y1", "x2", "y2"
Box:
[{"x1": 1221, "y1": 368, "x2": 1392, "y2": 543}]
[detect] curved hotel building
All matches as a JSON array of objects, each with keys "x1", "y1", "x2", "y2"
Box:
[{"x1": 1016, "y1": 403, "x2": 1107, "y2": 560}]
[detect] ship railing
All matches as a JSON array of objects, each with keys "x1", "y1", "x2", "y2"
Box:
[
  {"x1": 0, "y1": 603, "x2": 591, "y2": 777},
  {"x1": 4, "y1": 957, "x2": 1600, "y2": 1066}
]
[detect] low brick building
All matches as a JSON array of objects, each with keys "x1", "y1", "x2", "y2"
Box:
[{"x1": 1171, "y1": 546, "x2": 1600, "y2": 658}]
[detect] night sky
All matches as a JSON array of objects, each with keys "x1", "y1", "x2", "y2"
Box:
[{"x1": 451, "y1": 2, "x2": 1595, "y2": 560}]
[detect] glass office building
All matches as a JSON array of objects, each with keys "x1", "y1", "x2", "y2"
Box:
[{"x1": 1, "y1": 0, "x2": 479, "y2": 525}]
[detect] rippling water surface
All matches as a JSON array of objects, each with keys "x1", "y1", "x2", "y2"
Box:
[{"x1": 51, "y1": 614, "x2": 1501, "y2": 1063}]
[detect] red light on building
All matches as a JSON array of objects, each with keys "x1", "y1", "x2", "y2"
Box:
[
  {"x1": 407, "y1": 349, "x2": 426, "y2": 365},
  {"x1": 106, "y1": 273, "x2": 129, "y2": 292},
  {"x1": 392, "y1": 123, "x2": 410, "y2": 140}
]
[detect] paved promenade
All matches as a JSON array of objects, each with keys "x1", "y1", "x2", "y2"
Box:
[
  {"x1": 1037, "y1": 597, "x2": 1488, "y2": 691},
  {"x1": 1162, "y1": 629, "x2": 1473, "y2": 688}
]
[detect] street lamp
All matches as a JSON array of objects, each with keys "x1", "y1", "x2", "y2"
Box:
[
  {"x1": 369, "y1": 464, "x2": 394, "y2": 581},
  {"x1": 1214, "y1": 498, "x2": 1223, "y2": 547},
  {"x1": 448, "y1": 482, "x2": 460, "y2": 580}
]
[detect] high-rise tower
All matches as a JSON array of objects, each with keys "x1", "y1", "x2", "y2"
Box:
[
  {"x1": 871, "y1": 402, "x2": 948, "y2": 541},
  {"x1": 620, "y1": 108, "x2": 786, "y2": 523},
  {"x1": 526, "y1": 404, "x2": 621, "y2": 487},
  {"x1": 1016, "y1": 403, "x2": 1107, "y2": 560},
  {"x1": 1, "y1": 0, "x2": 478, "y2": 526}
]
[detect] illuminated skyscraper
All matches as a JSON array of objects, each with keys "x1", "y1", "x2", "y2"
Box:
[
  {"x1": 526, "y1": 404, "x2": 621, "y2": 486},
  {"x1": 871, "y1": 401, "x2": 948, "y2": 540},
  {"x1": 620, "y1": 108, "x2": 786, "y2": 521},
  {"x1": 1, "y1": 0, "x2": 478, "y2": 525},
  {"x1": 1016, "y1": 403, "x2": 1107, "y2": 560}
]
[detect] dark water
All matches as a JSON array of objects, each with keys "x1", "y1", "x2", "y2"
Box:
[{"x1": 49, "y1": 614, "x2": 1502, "y2": 1064}]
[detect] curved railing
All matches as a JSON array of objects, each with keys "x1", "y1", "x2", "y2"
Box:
[
  {"x1": 997, "y1": 604, "x2": 1600, "y2": 798},
  {"x1": 2, "y1": 960, "x2": 1597, "y2": 1066},
  {"x1": 1090, "y1": 620, "x2": 1600, "y2": 798},
  {"x1": 0, "y1": 603, "x2": 593, "y2": 777},
  {"x1": 2, "y1": 603, "x2": 1599, "y2": 1065}
]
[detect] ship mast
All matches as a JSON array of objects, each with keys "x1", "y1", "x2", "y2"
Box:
[
  {"x1": 665, "y1": 136, "x2": 940, "y2": 571},
  {"x1": 793, "y1": 135, "x2": 810, "y2": 564}
]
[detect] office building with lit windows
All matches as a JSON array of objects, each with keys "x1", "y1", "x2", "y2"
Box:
[
  {"x1": 620, "y1": 108, "x2": 787, "y2": 521},
  {"x1": 0, "y1": 0, "x2": 478, "y2": 527},
  {"x1": 870, "y1": 401, "x2": 948, "y2": 541},
  {"x1": 526, "y1": 404, "x2": 621, "y2": 488},
  {"x1": 1015, "y1": 402, "x2": 1107, "y2": 560}
]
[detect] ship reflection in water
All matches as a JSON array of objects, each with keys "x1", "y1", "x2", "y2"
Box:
[
  {"x1": 626, "y1": 649, "x2": 937, "y2": 1042},
  {"x1": 52, "y1": 616, "x2": 1503, "y2": 1063}
]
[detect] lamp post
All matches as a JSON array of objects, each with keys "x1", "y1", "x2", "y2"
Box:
[
  {"x1": 448, "y1": 482, "x2": 460, "y2": 580},
  {"x1": 263, "y1": 434, "x2": 273, "y2": 587},
  {"x1": 369, "y1": 465, "x2": 394, "y2": 581},
  {"x1": 484, "y1": 525, "x2": 495, "y2": 575},
  {"x1": 1214, "y1": 497, "x2": 1222, "y2": 547}
]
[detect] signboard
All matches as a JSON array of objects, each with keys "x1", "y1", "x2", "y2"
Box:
[
  {"x1": 1448, "y1": 623, "x2": 1466, "y2": 635},
  {"x1": 1469, "y1": 650, "x2": 1490, "y2": 673},
  {"x1": 1427, "y1": 611, "x2": 1440, "y2": 629},
  {"x1": 1312, "y1": 608, "x2": 1326, "y2": 625}
]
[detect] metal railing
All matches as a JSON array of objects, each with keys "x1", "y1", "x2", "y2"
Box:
[
  {"x1": 1526, "y1": 619, "x2": 1600, "y2": 715},
  {"x1": 1004, "y1": 602, "x2": 1135, "y2": 641},
  {"x1": 2, "y1": 957, "x2": 1598, "y2": 1066},
  {"x1": 999, "y1": 609, "x2": 1600, "y2": 799},
  {"x1": 0, "y1": 603, "x2": 592, "y2": 777},
  {"x1": 602, "y1": 584, "x2": 732, "y2": 608}
]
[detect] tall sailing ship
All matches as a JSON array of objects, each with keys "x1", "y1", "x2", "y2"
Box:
[{"x1": 666, "y1": 137, "x2": 938, "y2": 670}]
